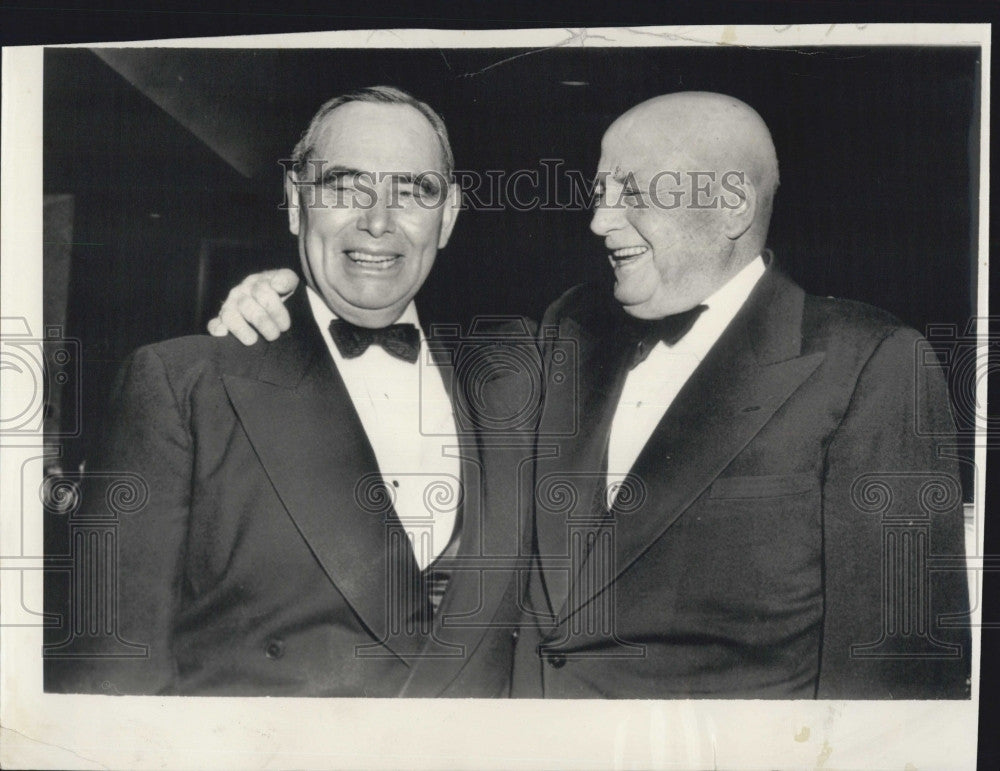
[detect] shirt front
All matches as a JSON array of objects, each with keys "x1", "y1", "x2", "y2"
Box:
[
  {"x1": 605, "y1": 256, "x2": 767, "y2": 508},
  {"x1": 306, "y1": 287, "x2": 461, "y2": 570}
]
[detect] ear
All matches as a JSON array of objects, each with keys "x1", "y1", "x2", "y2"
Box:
[
  {"x1": 722, "y1": 173, "x2": 756, "y2": 241},
  {"x1": 436, "y1": 183, "x2": 462, "y2": 249},
  {"x1": 285, "y1": 172, "x2": 301, "y2": 236}
]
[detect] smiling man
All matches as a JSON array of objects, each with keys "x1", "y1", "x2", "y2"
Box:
[
  {"x1": 46, "y1": 87, "x2": 530, "y2": 697},
  {"x1": 288, "y1": 96, "x2": 455, "y2": 328},
  {"x1": 209, "y1": 91, "x2": 970, "y2": 700},
  {"x1": 594, "y1": 92, "x2": 777, "y2": 319},
  {"x1": 514, "y1": 92, "x2": 969, "y2": 699}
]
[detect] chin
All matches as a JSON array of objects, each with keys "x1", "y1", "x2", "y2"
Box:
[
  {"x1": 612, "y1": 282, "x2": 632, "y2": 303},
  {"x1": 618, "y1": 293, "x2": 672, "y2": 320},
  {"x1": 613, "y1": 284, "x2": 649, "y2": 310},
  {"x1": 621, "y1": 304, "x2": 659, "y2": 320},
  {"x1": 345, "y1": 280, "x2": 409, "y2": 305}
]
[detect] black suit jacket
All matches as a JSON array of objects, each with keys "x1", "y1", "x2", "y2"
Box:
[
  {"x1": 45, "y1": 290, "x2": 530, "y2": 697},
  {"x1": 512, "y1": 266, "x2": 971, "y2": 698}
]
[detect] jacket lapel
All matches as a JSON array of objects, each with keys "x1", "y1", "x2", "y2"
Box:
[
  {"x1": 558, "y1": 269, "x2": 826, "y2": 624},
  {"x1": 222, "y1": 290, "x2": 420, "y2": 661},
  {"x1": 401, "y1": 327, "x2": 533, "y2": 695},
  {"x1": 533, "y1": 303, "x2": 636, "y2": 621}
]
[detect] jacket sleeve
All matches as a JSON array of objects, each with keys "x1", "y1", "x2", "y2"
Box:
[
  {"x1": 45, "y1": 345, "x2": 193, "y2": 694},
  {"x1": 817, "y1": 327, "x2": 971, "y2": 698}
]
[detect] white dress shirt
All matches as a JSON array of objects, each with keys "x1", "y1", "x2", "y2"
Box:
[
  {"x1": 605, "y1": 256, "x2": 767, "y2": 508},
  {"x1": 306, "y1": 287, "x2": 461, "y2": 570}
]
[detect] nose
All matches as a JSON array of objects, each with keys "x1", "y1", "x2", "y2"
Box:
[
  {"x1": 356, "y1": 192, "x2": 395, "y2": 237},
  {"x1": 589, "y1": 196, "x2": 620, "y2": 238}
]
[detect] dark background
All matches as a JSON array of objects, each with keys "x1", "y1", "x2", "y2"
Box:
[{"x1": 44, "y1": 45, "x2": 980, "y2": 473}]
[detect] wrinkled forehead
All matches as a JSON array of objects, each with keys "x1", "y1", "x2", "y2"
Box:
[
  {"x1": 306, "y1": 102, "x2": 448, "y2": 178},
  {"x1": 597, "y1": 119, "x2": 699, "y2": 182}
]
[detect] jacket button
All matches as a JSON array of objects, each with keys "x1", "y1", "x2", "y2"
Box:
[
  {"x1": 546, "y1": 652, "x2": 566, "y2": 668},
  {"x1": 264, "y1": 639, "x2": 285, "y2": 659}
]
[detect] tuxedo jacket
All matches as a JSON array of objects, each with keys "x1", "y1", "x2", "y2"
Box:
[
  {"x1": 512, "y1": 266, "x2": 971, "y2": 699},
  {"x1": 45, "y1": 290, "x2": 531, "y2": 697}
]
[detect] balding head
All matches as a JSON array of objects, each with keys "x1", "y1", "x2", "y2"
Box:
[
  {"x1": 612, "y1": 92, "x2": 779, "y2": 237},
  {"x1": 591, "y1": 92, "x2": 780, "y2": 318}
]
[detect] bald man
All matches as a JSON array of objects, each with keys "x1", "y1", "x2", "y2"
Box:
[{"x1": 212, "y1": 92, "x2": 970, "y2": 699}]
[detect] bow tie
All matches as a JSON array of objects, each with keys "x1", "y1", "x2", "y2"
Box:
[
  {"x1": 625, "y1": 304, "x2": 708, "y2": 369},
  {"x1": 328, "y1": 318, "x2": 421, "y2": 363}
]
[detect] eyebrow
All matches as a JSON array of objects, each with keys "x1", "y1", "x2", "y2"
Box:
[
  {"x1": 386, "y1": 172, "x2": 444, "y2": 194},
  {"x1": 314, "y1": 167, "x2": 443, "y2": 194},
  {"x1": 316, "y1": 166, "x2": 367, "y2": 186},
  {"x1": 591, "y1": 170, "x2": 635, "y2": 191}
]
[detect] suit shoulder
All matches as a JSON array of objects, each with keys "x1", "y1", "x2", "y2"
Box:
[
  {"x1": 541, "y1": 282, "x2": 614, "y2": 328},
  {"x1": 797, "y1": 293, "x2": 942, "y2": 392},
  {"x1": 802, "y1": 293, "x2": 916, "y2": 350},
  {"x1": 138, "y1": 333, "x2": 266, "y2": 373},
  {"x1": 121, "y1": 335, "x2": 274, "y2": 400}
]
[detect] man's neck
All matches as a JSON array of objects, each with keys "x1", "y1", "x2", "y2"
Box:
[
  {"x1": 699, "y1": 253, "x2": 767, "y2": 313},
  {"x1": 304, "y1": 286, "x2": 416, "y2": 329}
]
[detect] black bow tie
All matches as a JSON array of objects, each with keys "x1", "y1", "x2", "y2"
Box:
[
  {"x1": 328, "y1": 318, "x2": 420, "y2": 363},
  {"x1": 625, "y1": 304, "x2": 708, "y2": 369}
]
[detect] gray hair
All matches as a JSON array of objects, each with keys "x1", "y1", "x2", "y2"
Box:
[{"x1": 290, "y1": 85, "x2": 454, "y2": 178}]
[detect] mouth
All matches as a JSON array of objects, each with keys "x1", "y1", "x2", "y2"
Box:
[
  {"x1": 608, "y1": 245, "x2": 649, "y2": 269},
  {"x1": 344, "y1": 249, "x2": 403, "y2": 271}
]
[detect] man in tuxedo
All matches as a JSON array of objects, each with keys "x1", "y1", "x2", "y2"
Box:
[
  {"x1": 45, "y1": 87, "x2": 529, "y2": 697},
  {"x1": 210, "y1": 91, "x2": 971, "y2": 699},
  {"x1": 511, "y1": 92, "x2": 970, "y2": 698}
]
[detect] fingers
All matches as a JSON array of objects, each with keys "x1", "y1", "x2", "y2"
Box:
[
  {"x1": 268, "y1": 268, "x2": 300, "y2": 299},
  {"x1": 207, "y1": 297, "x2": 259, "y2": 345},
  {"x1": 251, "y1": 277, "x2": 292, "y2": 333},
  {"x1": 217, "y1": 298, "x2": 260, "y2": 346},
  {"x1": 205, "y1": 269, "x2": 300, "y2": 345}
]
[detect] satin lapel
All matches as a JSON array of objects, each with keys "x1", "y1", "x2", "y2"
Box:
[
  {"x1": 533, "y1": 313, "x2": 634, "y2": 621},
  {"x1": 559, "y1": 270, "x2": 826, "y2": 623},
  {"x1": 402, "y1": 332, "x2": 532, "y2": 695},
  {"x1": 222, "y1": 292, "x2": 418, "y2": 661}
]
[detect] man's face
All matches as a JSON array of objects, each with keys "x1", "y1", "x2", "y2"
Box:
[
  {"x1": 287, "y1": 101, "x2": 458, "y2": 328},
  {"x1": 589, "y1": 121, "x2": 736, "y2": 319}
]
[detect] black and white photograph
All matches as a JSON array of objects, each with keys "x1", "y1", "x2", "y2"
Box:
[{"x1": 0, "y1": 20, "x2": 991, "y2": 770}]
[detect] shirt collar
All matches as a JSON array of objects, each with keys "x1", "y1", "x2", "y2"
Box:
[
  {"x1": 666, "y1": 254, "x2": 767, "y2": 351},
  {"x1": 701, "y1": 254, "x2": 767, "y2": 314}
]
